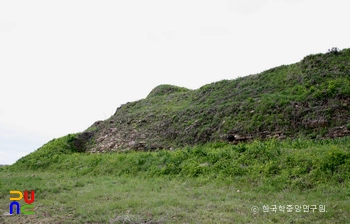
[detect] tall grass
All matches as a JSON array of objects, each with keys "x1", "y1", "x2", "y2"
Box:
[
  {"x1": 2, "y1": 136, "x2": 349, "y2": 223},
  {"x1": 6, "y1": 135, "x2": 350, "y2": 191}
]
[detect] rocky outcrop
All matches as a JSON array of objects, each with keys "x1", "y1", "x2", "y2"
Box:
[
  {"x1": 226, "y1": 131, "x2": 286, "y2": 144},
  {"x1": 326, "y1": 126, "x2": 350, "y2": 138}
]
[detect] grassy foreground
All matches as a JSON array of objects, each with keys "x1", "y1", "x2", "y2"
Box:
[
  {"x1": 0, "y1": 172, "x2": 349, "y2": 224},
  {"x1": 1, "y1": 136, "x2": 350, "y2": 223}
]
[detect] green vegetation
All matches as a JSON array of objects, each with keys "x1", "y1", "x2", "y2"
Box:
[
  {"x1": 1, "y1": 136, "x2": 349, "y2": 223},
  {"x1": 147, "y1": 84, "x2": 190, "y2": 98},
  {"x1": 81, "y1": 48, "x2": 350, "y2": 153},
  {"x1": 1, "y1": 171, "x2": 349, "y2": 224},
  {"x1": 8, "y1": 135, "x2": 350, "y2": 191},
  {"x1": 2, "y1": 48, "x2": 350, "y2": 223}
]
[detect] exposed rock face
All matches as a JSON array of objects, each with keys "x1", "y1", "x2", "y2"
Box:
[
  {"x1": 73, "y1": 131, "x2": 95, "y2": 152},
  {"x1": 73, "y1": 121, "x2": 102, "y2": 152},
  {"x1": 78, "y1": 95, "x2": 350, "y2": 153},
  {"x1": 326, "y1": 126, "x2": 350, "y2": 138},
  {"x1": 226, "y1": 131, "x2": 286, "y2": 144}
]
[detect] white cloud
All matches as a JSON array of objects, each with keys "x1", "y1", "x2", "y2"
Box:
[
  {"x1": 0, "y1": 20, "x2": 16, "y2": 32},
  {"x1": 227, "y1": 0, "x2": 269, "y2": 15},
  {"x1": 161, "y1": 30, "x2": 177, "y2": 40},
  {"x1": 199, "y1": 26, "x2": 231, "y2": 36}
]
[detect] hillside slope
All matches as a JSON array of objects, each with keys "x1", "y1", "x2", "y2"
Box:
[{"x1": 73, "y1": 48, "x2": 350, "y2": 153}]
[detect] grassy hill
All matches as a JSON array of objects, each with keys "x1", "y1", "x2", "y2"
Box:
[
  {"x1": 2, "y1": 48, "x2": 350, "y2": 223},
  {"x1": 72, "y1": 48, "x2": 350, "y2": 153},
  {"x1": 8, "y1": 48, "x2": 350, "y2": 179}
]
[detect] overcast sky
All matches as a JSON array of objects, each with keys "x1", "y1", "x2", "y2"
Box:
[{"x1": 1, "y1": 0, "x2": 349, "y2": 165}]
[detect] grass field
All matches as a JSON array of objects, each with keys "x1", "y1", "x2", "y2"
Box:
[
  {"x1": 1, "y1": 137, "x2": 349, "y2": 223},
  {"x1": 1, "y1": 172, "x2": 349, "y2": 224}
]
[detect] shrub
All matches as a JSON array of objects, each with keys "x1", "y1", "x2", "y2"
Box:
[
  {"x1": 328, "y1": 47, "x2": 340, "y2": 54},
  {"x1": 320, "y1": 148, "x2": 350, "y2": 174}
]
